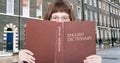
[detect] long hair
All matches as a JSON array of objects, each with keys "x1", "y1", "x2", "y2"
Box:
[{"x1": 44, "y1": 0, "x2": 76, "y2": 21}]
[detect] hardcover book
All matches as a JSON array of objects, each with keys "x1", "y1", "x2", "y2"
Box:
[{"x1": 25, "y1": 20, "x2": 96, "y2": 63}]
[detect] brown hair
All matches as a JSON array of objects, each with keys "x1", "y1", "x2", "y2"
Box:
[{"x1": 44, "y1": 0, "x2": 76, "y2": 21}]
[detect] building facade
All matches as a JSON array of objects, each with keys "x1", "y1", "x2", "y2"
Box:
[
  {"x1": 78, "y1": 0, "x2": 120, "y2": 48},
  {"x1": 97, "y1": 0, "x2": 120, "y2": 48},
  {"x1": 0, "y1": 0, "x2": 43, "y2": 53}
]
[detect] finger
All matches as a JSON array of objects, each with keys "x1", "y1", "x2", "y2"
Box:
[
  {"x1": 19, "y1": 52, "x2": 35, "y2": 62},
  {"x1": 85, "y1": 60, "x2": 102, "y2": 63},
  {"x1": 86, "y1": 55, "x2": 101, "y2": 59},
  {"x1": 27, "y1": 53, "x2": 36, "y2": 61},
  {"x1": 21, "y1": 57, "x2": 31, "y2": 63},
  {"x1": 22, "y1": 56, "x2": 35, "y2": 63},
  {"x1": 86, "y1": 59, "x2": 102, "y2": 61},
  {"x1": 19, "y1": 49, "x2": 35, "y2": 63},
  {"x1": 22, "y1": 52, "x2": 35, "y2": 61},
  {"x1": 85, "y1": 58, "x2": 102, "y2": 63},
  {"x1": 23, "y1": 49, "x2": 34, "y2": 55},
  {"x1": 27, "y1": 58, "x2": 35, "y2": 63},
  {"x1": 85, "y1": 55, "x2": 102, "y2": 63},
  {"x1": 84, "y1": 60, "x2": 88, "y2": 63}
]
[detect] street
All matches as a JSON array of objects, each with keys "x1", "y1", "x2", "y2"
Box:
[
  {"x1": 0, "y1": 47, "x2": 120, "y2": 63},
  {"x1": 97, "y1": 47, "x2": 120, "y2": 63}
]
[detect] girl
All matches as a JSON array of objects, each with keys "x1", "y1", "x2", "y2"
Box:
[{"x1": 19, "y1": 0, "x2": 102, "y2": 63}]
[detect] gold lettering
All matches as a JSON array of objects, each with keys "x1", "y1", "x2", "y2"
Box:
[{"x1": 67, "y1": 33, "x2": 93, "y2": 42}]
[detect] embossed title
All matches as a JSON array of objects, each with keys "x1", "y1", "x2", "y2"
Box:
[{"x1": 67, "y1": 33, "x2": 92, "y2": 42}]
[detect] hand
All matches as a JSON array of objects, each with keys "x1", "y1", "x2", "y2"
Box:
[
  {"x1": 18, "y1": 49, "x2": 36, "y2": 63},
  {"x1": 84, "y1": 55, "x2": 102, "y2": 63}
]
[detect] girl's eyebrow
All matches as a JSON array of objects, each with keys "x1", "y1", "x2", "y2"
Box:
[{"x1": 52, "y1": 15, "x2": 69, "y2": 17}]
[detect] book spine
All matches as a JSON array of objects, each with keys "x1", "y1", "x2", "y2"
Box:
[{"x1": 55, "y1": 23, "x2": 64, "y2": 63}]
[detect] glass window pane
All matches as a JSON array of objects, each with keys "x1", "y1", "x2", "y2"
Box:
[
  {"x1": 84, "y1": 0, "x2": 87, "y2": 3},
  {"x1": 6, "y1": 0, "x2": 14, "y2": 14},
  {"x1": 99, "y1": 1, "x2": 101, "y2": 8},
  {"x1": 90, "y1": 11, "x2": 93, "y2": 20},
  {"x1": 36, "y1": 1, "x2": 42, "y2": 19},
  {"x1": 94, "y1": 12, "x2": 97, "y2": 22},
  {"x1": 77, "y1": 7, "x2": 81, "y2": 20},
  {"x1": 90, "y1": 0, "x2": 92, "y2": 5},
  {"x1": 93, "y1": 0, "x2": 97, "y2": 7},
  {"x1": 23, "y1": 0, "x2": 30, "y2": 17}
]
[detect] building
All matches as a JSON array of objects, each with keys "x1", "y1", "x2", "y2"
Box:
[
  {"x1": 0, "y1": 0, "x2": 120, "y2": 55},
  {"x1": 78, "y1": 0, "x2": 120, "y2": 48},
  {"x1": 96, "y1": 0, "x2": 120, "y2": 48},
  {"x1": 0, "y1": 0, "x2": 43, "y2": 54}
]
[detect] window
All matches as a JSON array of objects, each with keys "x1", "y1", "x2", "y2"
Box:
[
  {"x1": 104, "y1": 3, "x2": 107, "y2": 11},
  {"x1": 77, "y1": 7, "x2": 81, "y2": 20},
  {"x1": 106, "y1": 4, "x2": 109, "y2": 12},
  {"x1": 119, "y1": 10, "x2": 120, "y2": 16},
  {"x1": 90, "y1": 11, "x2": 93, "y2": 20},
  {"x1": 116, "y1": 19, "x2": 119, "y2": 28},
  {"x1": 102, "y1": 2, "x2": 105, "y2": 10},
  {"x1": 118, "y1": 9, "x2": 120, "y2": 16},
  {"x1": 105, "y1": 30, "x2": 108, "y2": 40},
  {"x1": 78, "y1": 0, "x2": 81, "y2": 4},
  {"x1": 6, "y1": 0, "x2": 14, "y2": 15},
  {"x1": 116, "y1": 9, "x2": 118, "y2": 15},
  {"x1": 115, "y1": 31, "x2": 117, "y2": 39},
  {"x1": 84, "y1": 0, "x2": 87, "y2": 3},
  {"x1": 103, "y1": 15, "x2": 106, "y2": 26},
  {"x1": 100, "y1": 29, "x2": 104, "y2": 39},
  {"x1": 110, "y1": 6, "x2": 112, "y2": 13},
  {"x1": 112, "y1": 7, "x2": 114, "y2": 14},
  {"x1": 84, "y1": 9, "x2": 88, "y2": 20},
  {"x1": 94, "y1": 12, "x2": 98, "y2": 22},
  {"x1": 99, "y1": 1, "x2": 101, "y2": 9},
  {"x1": 36, "y1": 1, "x2": 42, "y2": 19},
  {"x1": 119, "y1": 0, "x2": 120, "y2": 4},
  {"x1": 108, "y1": 0, "x2": 111, "y2": 1},
  {"x1": 107, "y1": 16, "x2": 110, "y2": 26},
  {"x1": 119, "y1": 20, "x2": 120, "y2": 28},
  {"x1": 99, "y1": 14, "x2": 102, "y2": 25},
  {"x1": 96, "y1": 28, "x2": 100, "y2": 39},
  {"x1": 23, "y1": 0, "x2": 30, "y2": 17},
  {"x1": 114, "y1": 18, "x2": 116, "y2": 27},
  {"x1": 113, "y1": 8, "x2": 115, "y2": 14},
  {"x1": 93, "y1": 0, "x2": 97, "y2": 7},
  {"x1": 89, "y1": 0, "x2": 92, "y2": 5},
  {"x1": 106, "y1": 16, "x2": 108, "y2": 26},
  {"x1": 115, "y1": 8, "x2": 116, "y2": 14},
  {"x1": 111, "y1": 17, "x2": 113, "y2": 27}
]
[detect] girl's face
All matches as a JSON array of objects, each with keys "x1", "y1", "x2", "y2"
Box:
[{"x1": 50, "y1": 12, "x2": 70, "y2": 22}]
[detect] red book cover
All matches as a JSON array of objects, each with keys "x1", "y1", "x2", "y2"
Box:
[{"x1": 25, "y1": 19, "x2": 96, "y2": 63}]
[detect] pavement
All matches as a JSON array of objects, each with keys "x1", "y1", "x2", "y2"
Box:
[
  {"x1": 97, "y1": 47, "x2": 120, "y2": 63},
  {"x1": 0, "y1": 47, "x2": 120, "y2": 63},
  {"x1": 0, "y1": 54, "x2": 18, "y2": 63}
]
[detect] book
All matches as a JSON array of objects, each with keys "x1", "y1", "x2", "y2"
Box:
[{"x1": 25, "y1": 19, "x2": 96, "y2": 63}]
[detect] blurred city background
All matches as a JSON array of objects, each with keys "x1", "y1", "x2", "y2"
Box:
[{"x1": 0, "y1": 0, "x2": 120, "y2": 63}]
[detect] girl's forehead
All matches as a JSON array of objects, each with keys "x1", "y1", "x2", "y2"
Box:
[{"x1": 52, "y1": 12, "x2": 69, "y2": 16}]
